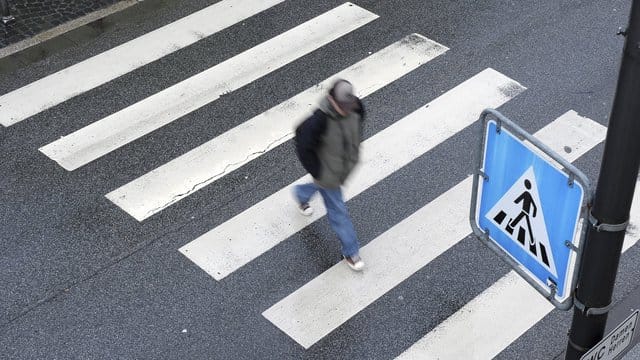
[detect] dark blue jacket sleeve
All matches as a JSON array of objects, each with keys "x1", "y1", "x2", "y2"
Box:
[
  {"x1": 355, "y1": 98, "x2": 365, "y2": 118},
  {"x1": 295, "y1": 110, "x2": 327, "y2": 179},
  {"x1": 355, "y1": 98, "x2": 365, "y2": 140}
]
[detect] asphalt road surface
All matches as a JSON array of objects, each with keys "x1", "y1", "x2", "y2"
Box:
[{"x1": 1, "y1": 0, "x2": 639, "y2": 359}]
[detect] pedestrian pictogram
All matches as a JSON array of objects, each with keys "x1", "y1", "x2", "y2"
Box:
[
  {"x1": 470, "y1": 110, "x2": 591, "y2": 309},
  {"x1": 487, "y1": 167, "x2": 557, "y2": 277}
]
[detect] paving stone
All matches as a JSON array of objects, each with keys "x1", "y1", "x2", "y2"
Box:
[{"x1": 0, "y1": 0, "x2": 122, "y2": 48}]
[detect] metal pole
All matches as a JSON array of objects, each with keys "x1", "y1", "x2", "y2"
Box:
[
  {"x1": 1, "y1": 0, "x2": 15, "y2": 25},
  {"x1": 565, "y1": 1, "x2": 640, "y2": 359}
]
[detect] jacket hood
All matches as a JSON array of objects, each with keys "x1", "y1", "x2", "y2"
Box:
[{"x1": 318, "y1": 96, "x2": 341, "y2": 118}]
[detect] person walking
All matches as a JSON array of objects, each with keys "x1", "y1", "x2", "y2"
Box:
[{"x1": 293, "y1": 79, "x2": 365, "y2": 271}]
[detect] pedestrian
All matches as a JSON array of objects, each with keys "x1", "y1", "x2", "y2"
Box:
[{"x1": 293, "y1": 79, "x2": 365, "y2": 271}]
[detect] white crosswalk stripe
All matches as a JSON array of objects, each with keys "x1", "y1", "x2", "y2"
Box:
[
  {"x1": 39, "y1": 2, "x2": 378, "y2": 171},
  {"x1": 105, "y1": 33, "x2": 449, "y2": 221},
  {"x1": 4, "y1": 1, "x2": 621, "y2": 356},
  {"x1": 262, "y1": 111, "x2": 606, "y2": 349},
  {"x1": 396, "y1": 179, "x2": 640, "y2": 360},
  {"x1": 178, "y1": 68, "x2": 525, "y2": 281},
  {"x1": 0, "y1": 0, "x2": 286, "y2": 127}
]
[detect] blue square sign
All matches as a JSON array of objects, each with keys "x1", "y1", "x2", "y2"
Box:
[{"x1": 475, "y1": 119, "x2": 585, "y2": 305}]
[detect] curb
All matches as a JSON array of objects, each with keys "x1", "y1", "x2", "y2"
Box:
[
  {"x1": 0, "y1": 0, "x2": 178, "y2": 75},
  {"x1": 0, "y1": 0, "x2": 138, "y2": 60}
]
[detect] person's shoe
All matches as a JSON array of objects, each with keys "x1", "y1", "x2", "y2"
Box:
[
  {"x1": 298, "y1": 202, "x2": 313, "y2": 216},
  {"x1": 343, "y1": 254, "x2": 365, "y2": 271}
]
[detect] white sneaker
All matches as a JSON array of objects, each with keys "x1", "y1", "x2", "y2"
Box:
[
  {"x1": 343, "y1": 254, "x2": 364, "y2": 271},
  {"x1": 298, "y1": 202, "x2": 313, "y2": 216}
]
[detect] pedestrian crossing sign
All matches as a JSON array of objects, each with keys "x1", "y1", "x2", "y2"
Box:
[
  {"x1": 471, "y1": 111, "x2": 590, "y2": 309},
  {"x1": 487, "y1": 167, "x2": 558, "y2": 278}
]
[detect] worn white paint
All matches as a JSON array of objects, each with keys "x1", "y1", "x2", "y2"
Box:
[
  {"x1": 0, "y1": 0, "x2": 286, "y2": 126},
  {"x1": 179, "y1": 68, "x2": 526, "y2": 281},
  {"x1": 396, "y1": 186, "x2": 638, "y2": 360},
  {"x1": 395, "y1": 114, "x2": 612, "y2": 360},
  {"x1": 39, "y1": 3, "x2": 378, "y2": 170},
  {"x1": 264, "y1": 111, "x2": 606, "y2": 350},
  {"x1": 106, "y1": 34, "x2": 449, "y2": 221}
]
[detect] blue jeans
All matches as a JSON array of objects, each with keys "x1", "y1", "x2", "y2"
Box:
[{"x1": 294, "y1": 182, "x2": 360, "y2": 257}]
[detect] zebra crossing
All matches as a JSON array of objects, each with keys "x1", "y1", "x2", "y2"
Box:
[
  {"x1": 396, "y1": 181, "x2": 640, "y2": 359},
  {"x1": 0, "y1": 1, "x2": 632, "y2": 358},
  {"x1": 0, "y1": 0, "x2": 287, "y2": 127},
  {"x1": 38, "y1": 3, "x2": 378, "y2": 171},
  {"x1": 105, "y1": 33, "x2": 449, "y2": 221},
  {"x1": 179, "y1": 68, "x2": 524, "y2": 280},
  {"x1": 262, "y1": 111, "x2": 606, "y2": 350}
]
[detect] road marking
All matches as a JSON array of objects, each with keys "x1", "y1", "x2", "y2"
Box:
[
  {"x1": 179, "y1": 68, "x2": 526, "y2": 281},
  {"x1": 263, "y1": 111, "x2": 606, "y2": 349},
  {"x1": 396, "y1": 271, "x2": 552, "y2": 360},
  {"x1": 39, "y1": 3, "x2": 378, "y2": 170},
  {"x1": 396, "y1": 182, "x2": 640, "y2": 360},
  {"x1": 106, "y1": 34, "x2": 449, "y2": 221},
  {"x1": 0, "y1": 0, "x2": 286, "y2": 126}
]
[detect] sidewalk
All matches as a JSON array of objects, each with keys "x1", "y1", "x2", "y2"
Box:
[
  {"x1": 0, "y1": 0, "x2": 130, "y2": 48},
  {"x1": 0, "y1": 0, "x2": 139, "y2": 66}
]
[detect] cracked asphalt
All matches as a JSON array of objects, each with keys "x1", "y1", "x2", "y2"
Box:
[{"x1": 1, "y1": 0, "x2": 639, "y2": 358}]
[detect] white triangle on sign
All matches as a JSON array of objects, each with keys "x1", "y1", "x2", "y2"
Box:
[{"x1": 485, "y1": 166, "x2": 558, "y2": 277}]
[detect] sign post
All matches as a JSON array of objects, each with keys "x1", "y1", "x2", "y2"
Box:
[
  {"x1": 566, "y1": 1, "x2": 640, "y2": 357},
  {"x1": 470, "y1": 109, "x2": 591, "y2": 309}
]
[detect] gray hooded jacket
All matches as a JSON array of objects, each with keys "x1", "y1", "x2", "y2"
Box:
[{"x1": 294, "y1": 97, "x2": 364, "y2": 189}]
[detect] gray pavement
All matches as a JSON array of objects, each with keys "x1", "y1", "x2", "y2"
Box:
[
  {"x1": 0, "y1": 0, "x2": 638, "y2": 359},
  {"x1": 0, "y1": 0, "x2": 124, "y2": 48}
]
